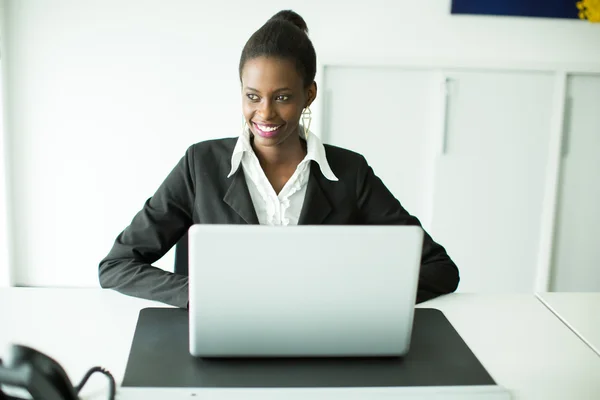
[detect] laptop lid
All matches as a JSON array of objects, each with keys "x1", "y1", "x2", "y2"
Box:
[{"x1": 188, "y1": 225, "x2": 424, "y2": 357}]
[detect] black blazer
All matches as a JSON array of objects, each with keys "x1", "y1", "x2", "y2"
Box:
[{"x1": 99, "y1": 138, "x2": 459, "y2": 308}]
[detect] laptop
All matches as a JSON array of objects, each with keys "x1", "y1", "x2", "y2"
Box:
[{"x1": 188, "y1": 225, "x2": 424, "y2": 357}]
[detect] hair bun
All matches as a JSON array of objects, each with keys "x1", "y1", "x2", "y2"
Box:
[{"x1": 268, "y1": 10, "x2": 309, "y2": 34}]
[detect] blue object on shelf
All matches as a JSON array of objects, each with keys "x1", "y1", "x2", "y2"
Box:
[{"x1": 451, "y1": 0, "x2": 579, "y2": 19}]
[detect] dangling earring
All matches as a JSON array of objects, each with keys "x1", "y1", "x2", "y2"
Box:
[{"x1": 301, "y1": 106, "x2": 312, "y2": 140}]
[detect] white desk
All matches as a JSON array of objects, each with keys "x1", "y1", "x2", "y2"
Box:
[
  {"x1": 536, "y1": 292, "x2": 600, "y2": 356},
  {"x1": 422, "y1": 294, "x2": 600, "y2": 400},
  {"x1": 0, "y1": 288, "x2": 167, "y2": 399},
  {"x1": 1, "y1": 289, "x2": 599, "y2": 399}
]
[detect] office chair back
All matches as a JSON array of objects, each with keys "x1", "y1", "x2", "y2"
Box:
[{"x1": 174, "y1": 232, "x2": 189, "y2": 276}]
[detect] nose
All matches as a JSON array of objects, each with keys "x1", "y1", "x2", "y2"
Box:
[{"x1": 257, "y1": 98, "x2": 276, "y2": 120}]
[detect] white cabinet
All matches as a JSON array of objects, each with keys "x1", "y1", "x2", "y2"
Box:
[
  {"x1": 323, "y1": 67, "x2": 556, "y2": 292},
  {"x1": 322, "y1": 67, "x2": 436, "y2": 227},
  {"x1": 551, "y1": 74, "x2": 600, "y2": 291},
  {"x1": 429, "y1": 71, "x2": 555, "y2": 292}
]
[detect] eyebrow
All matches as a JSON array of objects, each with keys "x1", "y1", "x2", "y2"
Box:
[{"x1": 245, "y1": 87, "x2": 293, "y2": 93}]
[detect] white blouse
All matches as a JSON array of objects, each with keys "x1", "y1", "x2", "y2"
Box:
[{"x1": 227, "y1": 127, "x2": 338, "y2": 226}]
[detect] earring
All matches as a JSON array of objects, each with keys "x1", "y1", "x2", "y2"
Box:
[{"x1": 301, "y1": 107, "x2": 312, "y2": 139}]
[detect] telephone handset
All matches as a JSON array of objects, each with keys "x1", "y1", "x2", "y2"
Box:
[{"x1": 0, "y1": 344, "x2": 115, "y2": 400}]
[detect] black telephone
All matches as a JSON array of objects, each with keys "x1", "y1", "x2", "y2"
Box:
[{"x1": 0, "y1": 345, "x2": 115, "y2": 400}]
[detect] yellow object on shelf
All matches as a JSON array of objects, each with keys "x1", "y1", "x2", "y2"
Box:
[{"x1": 577, "y1": 0, "x2": 600, "y2": 22}]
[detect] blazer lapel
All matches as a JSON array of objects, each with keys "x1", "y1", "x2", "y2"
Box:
[
  {"x1": 298, "y1": 161, "x2": 333, "y2": 225},
  {"x1": 223, "y1": 169, "x2": 259, "y2": 224}
]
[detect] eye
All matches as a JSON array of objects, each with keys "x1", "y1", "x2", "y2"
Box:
[
  {"x1": 246, "y1": 93, "x2": 259, "y2": 101},
  {"x1": 275, "y1": 94, "x2": 290, "y2": 101}
]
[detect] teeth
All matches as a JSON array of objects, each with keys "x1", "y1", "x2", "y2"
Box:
[{"x1": 257, "y1": 124, "x2": 281, "y2": 132}]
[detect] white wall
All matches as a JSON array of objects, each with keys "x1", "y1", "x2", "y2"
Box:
[{"x1": 3, "y1": 0, "x2": 600, "y2": 287}]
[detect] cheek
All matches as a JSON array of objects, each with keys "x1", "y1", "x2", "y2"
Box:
[{"x1": 280, "y1": 105, "x2": 302, "y2": 123}]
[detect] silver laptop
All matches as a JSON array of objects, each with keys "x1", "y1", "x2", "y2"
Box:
[{"x1": 188, "y1": 225, "x2": 424, "y2": 357}]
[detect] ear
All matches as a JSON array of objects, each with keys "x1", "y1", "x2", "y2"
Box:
[{"x1": 305, "y1": 82, "x2": 317, "y2": 108}]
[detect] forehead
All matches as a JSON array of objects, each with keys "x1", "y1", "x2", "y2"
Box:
[{"x1": 241, "y1": 56, "x2": 303, "y2": 91}]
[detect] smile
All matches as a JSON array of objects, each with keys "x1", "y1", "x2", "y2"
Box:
[{"x1": 253, "y1": 122, "x2": 284, "y2": 137}]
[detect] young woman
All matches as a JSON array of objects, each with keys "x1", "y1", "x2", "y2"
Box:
[{"x1": 99, "y1": 10, "x2": 459, "y2": 308}]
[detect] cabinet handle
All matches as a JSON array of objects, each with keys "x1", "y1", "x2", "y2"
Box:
[
  {"x1": 562, "y1": 96, "x2": 572, "y2": 157},
  {"x1": 441, "y1": 77, "x2": 450, "y2": 155}
]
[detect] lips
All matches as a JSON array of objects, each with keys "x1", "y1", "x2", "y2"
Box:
[{"x1": 252, "y1": 122, "x2": 284, "y2": 138}]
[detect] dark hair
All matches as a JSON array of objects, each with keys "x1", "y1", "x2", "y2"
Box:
[{"x1": 239, "y1": 10, "x2": 317, "y2": 88}]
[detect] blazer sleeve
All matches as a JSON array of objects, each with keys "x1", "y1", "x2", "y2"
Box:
[
  {"x1": 98, "y1": 147, "x2": 196, "y2": 308},
  {"x1": 355, "y1": 155, "x2": 459, "y2": 303}
]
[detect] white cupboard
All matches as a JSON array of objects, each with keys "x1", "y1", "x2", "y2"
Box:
[
  {"x1": 551, "y1": 74, "x2": 600, "y2": 291},
  {"x1": 323, "y1": 67, "x2": 560, "y2": 292}
]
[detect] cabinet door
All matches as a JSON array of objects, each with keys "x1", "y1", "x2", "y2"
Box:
[
  {"x1": 551, "y1": 74, "x2": 600, "y2": 291},
  {"x1": 322, "y1": 67, "x2": 435, "y2": 225},
  {"x1": 430, "y1": 71, "x2": 555, "y2": 292}
]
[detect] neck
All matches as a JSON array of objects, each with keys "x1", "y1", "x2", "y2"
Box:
[{"x1": 252, "y1": 134, "x2": 307, "y2": 169}]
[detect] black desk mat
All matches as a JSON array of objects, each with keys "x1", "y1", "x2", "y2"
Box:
[{"x1": 122, "y1": 308, "x2": 495, "y2": 388}]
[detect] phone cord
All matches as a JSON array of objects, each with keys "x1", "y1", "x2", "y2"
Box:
[{"x1": 75, "y1": 366, "x2": 116, "y2": 400}]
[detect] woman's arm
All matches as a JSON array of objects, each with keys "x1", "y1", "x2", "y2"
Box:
[
  {"x1": 98, "y1": 147, "x2": 196, "y2": 308},
  {"x1": 355, "y1": 156, "x2": 459, "y2": 303}
]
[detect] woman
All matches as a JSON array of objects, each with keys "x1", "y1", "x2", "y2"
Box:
[{"x1": 99, "y1": 10, "x2": 459, "y2": 309}]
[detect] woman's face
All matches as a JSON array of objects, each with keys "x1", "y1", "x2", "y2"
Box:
[{"x1": 241, "y1": 56, "x2": 316, "y2": 148}]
